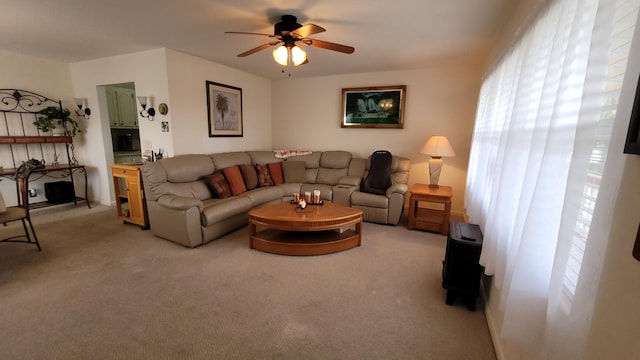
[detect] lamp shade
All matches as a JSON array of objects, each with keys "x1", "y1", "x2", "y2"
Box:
[
  {"x1": 137, "y1": 96, "x2": 148, "y2": 107},
  {"x1": 420, "y1": 136, "x2": 456, "y2": 158}
]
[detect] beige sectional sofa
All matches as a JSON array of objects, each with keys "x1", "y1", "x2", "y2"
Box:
[{"x1": 141, "y1": 150, "x2": 411, "y2": 248}]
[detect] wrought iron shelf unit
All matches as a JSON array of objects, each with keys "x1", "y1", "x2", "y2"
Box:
[{"x1": 0, "y1": 89, "x2": 90, "y2": 211}]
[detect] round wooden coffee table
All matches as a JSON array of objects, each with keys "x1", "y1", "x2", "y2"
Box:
[{"x1": 248, "y1": 202, "x2": 363, "y2": 256}]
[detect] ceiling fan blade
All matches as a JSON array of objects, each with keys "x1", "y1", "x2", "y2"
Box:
[
  {"x1": 290, "y1": 23, "x2": 326, "y2": 38},
  {"x1": 225, "y1": 31, "x2": 276, "y2": 37},
  {"x1": 237, "y1": 41, "x2": 281, "y2": 57},
  {"x1": 303, "y1": 38, "x2": 355, "y2": 54}
]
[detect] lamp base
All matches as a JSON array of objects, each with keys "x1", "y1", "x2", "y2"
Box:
[
  {"x1": 428, "y1": 156, "x2": 443, "y2": 187},
  {"x1": 429, "y1": 184, "x2": 440, "y2": 188}
]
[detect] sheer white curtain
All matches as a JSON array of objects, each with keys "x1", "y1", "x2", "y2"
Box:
[{"x1": 465, "y1": 0, "x2": 639, "y2": 358}]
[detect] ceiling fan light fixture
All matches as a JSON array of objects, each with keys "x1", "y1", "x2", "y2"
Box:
[
  {"x1": 291, "y1": 45, "x2": 306, "y2": 66},
  {"x1": 272, "y1": 44, "x2": 307, "y2": 67},
  {"x1": 273, "y1": 46, "x2": 289, "y2": 66}
]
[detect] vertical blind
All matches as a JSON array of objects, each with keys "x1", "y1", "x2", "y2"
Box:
[{"x1": 465, "y1": 0, "x2": 639, "y2": 357}]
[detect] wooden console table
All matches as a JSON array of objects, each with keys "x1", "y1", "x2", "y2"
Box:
[
  {"x1": 407, "y1": 184, "x2": 452, "y2": 236},
  {"x1": 110, "y1": 163, "x2": 149, "y2": 229}
]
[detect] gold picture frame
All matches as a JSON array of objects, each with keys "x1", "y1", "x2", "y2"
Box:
[{"x1": 341, "y1": 85, "x2": 406, "y2": 129}]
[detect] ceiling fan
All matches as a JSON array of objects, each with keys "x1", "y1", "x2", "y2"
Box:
[{"x1": 225, "y1": 15, "x2": 355, "y2": 67}]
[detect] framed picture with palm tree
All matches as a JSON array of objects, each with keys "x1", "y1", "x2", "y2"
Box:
[{"x1": 206, "y1": 81, "x2": 243, "y2": 137}]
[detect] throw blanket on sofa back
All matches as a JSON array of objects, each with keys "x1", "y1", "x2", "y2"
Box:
[{"x1": 141, "y1": 150, "x2": 410, "y2": 248}]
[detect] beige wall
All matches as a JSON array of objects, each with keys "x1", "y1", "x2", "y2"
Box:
[
  {"x1": 0, "y1": 50, "x2": 74, "y2": 205},
  {"x1": 271, "y1": 59, "x2": 485, "y2": 216},
  {"x1": 165, "y1": 49, "x2": 272, "y2": 156},
  {"x1": 70, "y1": 49, "x2": 172, "y2": 206},
  {"x1": 68, "y1": 48, "x2": 272, "y2": 206}
]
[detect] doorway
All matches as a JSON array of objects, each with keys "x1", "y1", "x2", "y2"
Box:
[{"x1": 99, "y1": 82, "x2": 142, "y2": 164}]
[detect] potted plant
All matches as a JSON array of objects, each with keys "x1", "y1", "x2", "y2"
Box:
[{"x1": 33, "y1": 106, "x2": 82, "y2": 136}]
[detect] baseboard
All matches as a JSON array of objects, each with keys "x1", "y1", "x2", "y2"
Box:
[
  {"x1": 451, "y1": 210, "x2": 466, "y2": 222},
  {"x1": 481, "y1": 283, "x2": 506, "y2": 360}
]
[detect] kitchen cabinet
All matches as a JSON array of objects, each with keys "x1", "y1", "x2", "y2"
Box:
[{"x1": 107, "y1": 87, "x2": 138, "y2": 128}]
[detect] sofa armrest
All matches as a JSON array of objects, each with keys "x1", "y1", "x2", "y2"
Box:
[
  {"x1": 386, "y1": 183, "x2": 408, "y2": 197},
  {"x1": 338, "y1": 176, "x2": 362, "y2": 187},
  {"x1": 157, "y1": 194, "x2": 204, "y2": 211}
]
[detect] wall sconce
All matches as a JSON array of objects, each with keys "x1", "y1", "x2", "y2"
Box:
[
  {"x1": 137, "y1": 96, "x2": 155, "y2": 120},
  {"x1": 74, "y1": 98, "x2": 91, "y2": 119},
  {"x1": 420, "y1": 135, "x2": 456, "y2": 188}
]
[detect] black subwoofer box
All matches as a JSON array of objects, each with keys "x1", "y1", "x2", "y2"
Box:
[
  {"x1": 44, "y1": 181, "x2": 75, "y2": 204},
  {"x1": 442, "y1": 221, "x2": 484, "y2": 311}
]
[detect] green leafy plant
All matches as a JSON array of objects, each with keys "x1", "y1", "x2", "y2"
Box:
[{"x1": 33, "y1": 106, "x2": 82, "y2": 136}]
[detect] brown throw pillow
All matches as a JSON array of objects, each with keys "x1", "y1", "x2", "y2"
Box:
[
  {"x1": 282, "y1": 161, "x2": 306, "y2": 183},
  {"x1": 239, "y1": 163, "x2": 258, "y2": 190},
  {"x1": 267, "y1": 162, "x2": 284, "y2": 185},
  {"x1": 206, "y1": 172, "x2": 231, "y2": 199},
  {"x1": 222, "y1": 166, "x2": 247, "y2": 196},
  {"x1": 255, "y1": 163, "x2": 274, "y2": 187}
]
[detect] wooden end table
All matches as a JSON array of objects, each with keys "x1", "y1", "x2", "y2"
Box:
[
  {"x1": 249, "y1": 202, "x2": 363, "y2": 256},
  {"x1": 407, "y1": 184, "x2": 452, "y2": 236}
]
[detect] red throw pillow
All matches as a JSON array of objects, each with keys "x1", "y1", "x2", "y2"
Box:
[
  {"x1": 255, "y1": 163, "x2": 274, "y2": 187},
  {"x1": 267, "y1": 162, "x2": 284, "y2": 185},
  {"x1": 222, "y1": 166, "x2": 247, "y2": 196},
  {"x1": 206, "y1": 172, "x2": 231, "y2": 199}
]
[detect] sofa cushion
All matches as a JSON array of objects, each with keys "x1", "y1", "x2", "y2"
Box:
[
  {"x1": 239, "y1": 163, "x2": 258, "y2": 190},
  {"x1": 206, "y1": 172, "x2": 231, "y2": 199},
  {"x1": 351, "y1": 190, "x2": 389, "y2": 208},
  {"x1": 255, "y1": 163, "x2": 274, "y2": 187},
  {"x1": 289, "y1": 152, "x2": 321, "y2": 183},
  {"x1": 160, "y1": 154, "x2": 215, "y2": 183},
  {"x1": 282, "y1": 161, "x2": 306, "y2": 183},
  {"x1": 247, "y1": 151, "x2": 281, "y2": 165},
  {"x1": 320, "y1": 151, "x2": 352, "y2": 168},
  {"x1": 267, "y1": 162, "x2": 284, "y2": 185},
  {"x1": 242, "y1": 186, "x2": 283, "y2": 207},
  {"x1": 210, "y1": 152, "x2": 252, "y2": 170},
  {"x1": 223, "y1": 166, "x2": 247, "y2": 196},
  {"x1": 156, "y1": 181, "x2": 213, "y2": 201},
  {"x1": 201, "y1": 196, "x2": 253, "y2": 226}
]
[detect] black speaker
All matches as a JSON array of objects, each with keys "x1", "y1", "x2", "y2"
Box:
[
  {"x1": 44, "y1": 181, "x2": 75, "y2": 204},
  {"x1": 442, "y1": 222, "x2": 484, "y2": 311}
]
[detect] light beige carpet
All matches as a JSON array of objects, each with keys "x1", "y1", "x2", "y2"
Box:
[{"x1": 0, "y1": 205, "x2": 496, "y2": 360}]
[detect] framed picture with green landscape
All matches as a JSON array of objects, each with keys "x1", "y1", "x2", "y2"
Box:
[
  {"x1": 341, "y1": 85, "x2": 406, "y2": 129},
  {"x1": 206, "y1": 81, "x2": 243, "y2": 137}
]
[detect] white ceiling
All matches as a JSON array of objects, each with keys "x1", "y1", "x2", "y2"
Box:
[{"x1": 0, "y1": 0, "x2": 512, "y2": 79}]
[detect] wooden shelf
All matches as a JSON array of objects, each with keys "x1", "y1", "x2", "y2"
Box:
[
  {"x1": 0, "y1": 135, "x2": 73, "y2": 144},
  {"x1": 0, "y1": 164, "x2": 86, "y2": 177}
]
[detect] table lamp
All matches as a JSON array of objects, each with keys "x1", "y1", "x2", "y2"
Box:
[{"x1": 420, "y1": 136, "x2": 455, "y2": 188}]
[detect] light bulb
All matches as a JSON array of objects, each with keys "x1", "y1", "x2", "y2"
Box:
[
  {"x1": 272, "y1": 46, "x2": 288, "y2": 66},
  {"x1": 291, "y1": 46, "x2": 307, "y2": 66}
]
